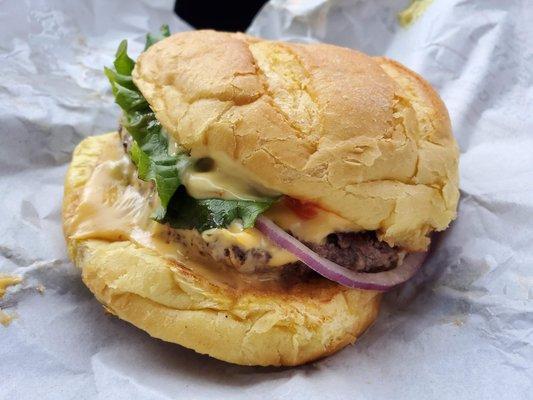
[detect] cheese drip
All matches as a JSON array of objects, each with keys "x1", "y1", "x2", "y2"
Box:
[{"x1": 182, "y1": 149, "x2": 280, "y2": 201}]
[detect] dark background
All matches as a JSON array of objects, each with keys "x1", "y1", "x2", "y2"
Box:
[{"x1": 175, "y1": 0, "x2": 268, "y2": 32}]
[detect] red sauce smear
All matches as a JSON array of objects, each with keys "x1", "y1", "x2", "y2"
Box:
[{"x1": 284, "y1": 196, "x2": 319, "y2": 220}]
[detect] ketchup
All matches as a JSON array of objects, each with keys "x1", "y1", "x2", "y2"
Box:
[{"x1": 284, "y1": 196, "x2": 319, "y2": 219}]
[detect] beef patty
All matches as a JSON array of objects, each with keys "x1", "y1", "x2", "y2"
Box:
[
  {"x1": 226, "y1": 231, "x2": 400, "y2": 274},
  {"x1": 303, "y1": 231, "x2": 399, "y2": 273},
  {"x1": 168, "y1": 227, "x2": 400, "y2": 274}
]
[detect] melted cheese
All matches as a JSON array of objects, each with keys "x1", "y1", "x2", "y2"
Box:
[
  {"x1": 265, "y1": 203, "x2": 360, "y2": 244},
  {"x1": 182, "y1": 168, "x2": 268, "y2": 201},
  {"x1": 398, "y1": 0, "x2": 433, "y2": 27},
  {"x1": 70, "y1": 156, "x2": 159, "y2": 247},
  {"x1": 0, "y1": 309, "x2": 14, "y2": 327},
  {"x1": 202, "y1": 221, "x2": 297, "y2": 267},
  {"x1": 0, "y1": 274, "x2": 22, "y2": 327},
  {"x1": 185, "y1": 148, "x2": 280, "y2": 201},
  {"x1": 68, "y1": 141, "x2": 184, "y2": 262},
  {"x1": 0, "y1": 275, "x2": 22, "y2": 298}
]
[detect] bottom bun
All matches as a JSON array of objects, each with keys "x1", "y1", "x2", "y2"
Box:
[{"x1": 62, "y1": 133, "x2": 381, "y2": 366}]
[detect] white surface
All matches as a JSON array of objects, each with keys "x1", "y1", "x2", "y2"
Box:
[{"x1": 1, "y1": 0, "x2": 532, "y2": 399}]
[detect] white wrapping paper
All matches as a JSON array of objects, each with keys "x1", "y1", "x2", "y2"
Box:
[{"x1": 1, "y1": 0, "x2": 531, "y2": 398}]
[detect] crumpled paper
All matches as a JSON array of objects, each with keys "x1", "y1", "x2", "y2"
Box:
[{"x1": 1, "y1": 0, "x2": 531, "y2": 399}]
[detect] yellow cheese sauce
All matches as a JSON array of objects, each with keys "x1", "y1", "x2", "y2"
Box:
[
  {"x1": 0, "y1": 274, "x2": 22, "y2": 327},
  {"x1": 265, "y1": 202, "x2": 360, "y2": 244},
  {"x1": 182, "y1": 168, "x2": 268, "y2": 201},
  {"x1": 398, "y1": 0, "x2": 433, "y2": 28},
  {"x1": 0, "y1": 310, "x2": 15, "y2": 327},
  {"x1": 202, "y1": 221, "x2": 297, "y2": 268},
  {"x1": 0, "y1": 275, "x2": 22, "y2": 298},
  {"x1": 69, "y1": 141, "x2": 183, "y2": 259},
  {"x1": 183, "y1": 148, "x2": 280, "y2": 201}
]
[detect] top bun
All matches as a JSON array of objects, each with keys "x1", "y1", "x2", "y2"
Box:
[{"x1": 133, "y1": 30, "x2": 459, "y2": 250}]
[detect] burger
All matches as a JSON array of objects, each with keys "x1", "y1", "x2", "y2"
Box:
[{"x1": 62, "y1": 27, "x2": 459, "y2": 366}]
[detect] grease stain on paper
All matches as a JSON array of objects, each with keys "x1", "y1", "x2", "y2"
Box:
[
  {"x1": 398, "y1": 0, "x2": 433, "y2": 27},
  {"x1": 0, "y1": 309, "x2": 16, "y2": 326}
]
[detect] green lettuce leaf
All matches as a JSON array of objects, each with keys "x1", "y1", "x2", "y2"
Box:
[
  {"x1": 145, "y1": 24, "x2": 171, "y2": 50},
  {"x1": 162, "y1": 187, "x2": 275, "y2": 231},
  {"x1": 105, "y1": 26, "x2": 276, "y2": 230},
  {"x1": 105, "y1": 38, "x2": 182, "y2": 216}
]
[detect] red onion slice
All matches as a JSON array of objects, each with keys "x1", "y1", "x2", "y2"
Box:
[{"x1": 255, "y1": 216, "x2": 427, "y2": 291}]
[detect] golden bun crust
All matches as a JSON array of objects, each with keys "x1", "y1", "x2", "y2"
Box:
[
  {"x1": 133, "y1": 30, "x2": 459, "y2": 250},
  {"x1": 63, "y1": 133, "x2": 381, "y2": 366}
]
